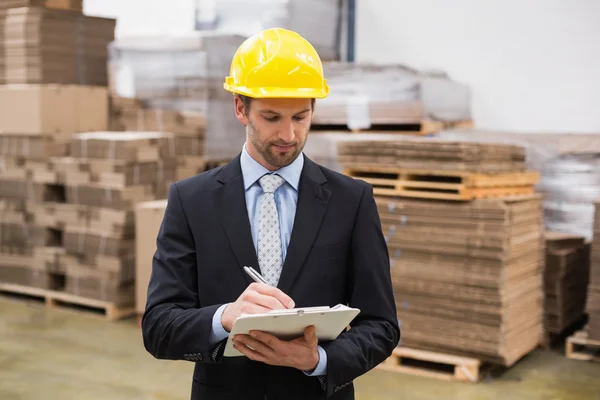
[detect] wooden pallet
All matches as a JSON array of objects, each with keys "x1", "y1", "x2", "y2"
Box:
[
  {"x1": 0, "y1": 282, "x2": 135, "y2": 321},
  {"x1": 566, "y1": 330, "x2": 600, "y2": 362},
  {"x1": 377, "y1": 347, "x2": 484, "y2": 383},
  {"x1": 312, "y1": 119, "x2": 474, "y2": 135},
  {"x1": 344, "y1": 166, "x2": 539, "y2": 200}
]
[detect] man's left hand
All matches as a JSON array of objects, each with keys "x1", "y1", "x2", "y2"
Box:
[{"x1": 232, "y1": 326, "x2": 320, "y2": 372}]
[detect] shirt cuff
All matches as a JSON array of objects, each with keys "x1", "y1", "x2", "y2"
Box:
[
  {"x1": 209, "y1": 303, "x2": 230, "y2": 346},
  {"x1": 303, "y1": 345, "x2": 327, "y2": 376}
]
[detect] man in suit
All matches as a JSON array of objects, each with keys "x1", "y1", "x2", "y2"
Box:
[{"x1": 142, "y1": 28, "x2": 400, "y2": 399}]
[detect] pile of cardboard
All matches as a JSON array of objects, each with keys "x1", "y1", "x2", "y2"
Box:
[
  {"x1": 337, "y1": 137, "x2": 544, "y2": 365},
  {"x1": 110, "y1": 95, "x2": 208, "y2": 181},
  {"x1": 0, "y1": 6, "x2": 115, "y2": 85},
  {"x1": 42, "y1": 131, "x2": 175, "y2": 304},
  {"x1": 312, "y1": 63, "x2": 471, "y2": 130},
  {"x1": 0, "y1": 0, "x2": 82, "y2": 12},
  {"x1": 108, "y1": 33, "x2": 247, "y2": 161},
  {"x1": 0, "y1": 85, "x2": 108, "y2": 290},
  {"x1": 588, "y1": 202, "x2": 600, "y2": 340},
  {"x1": 543, "y1": 231, "x2": 590, "y2": 336},
  {"x1": 378, "y1": 195, "x2": 544, "y2": 365},
  {"x1": 338, "y1": 138, "x2": 527, "y2": 173}
]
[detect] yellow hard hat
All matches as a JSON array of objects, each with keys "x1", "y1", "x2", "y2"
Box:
[{"x1": 223, "y1": 27, "x2": 329, "y2": 99}]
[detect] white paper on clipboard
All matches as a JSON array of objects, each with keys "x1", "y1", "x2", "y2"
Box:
[{"x1": 223, "y1": 304, "x2": 360, "y2": 357}]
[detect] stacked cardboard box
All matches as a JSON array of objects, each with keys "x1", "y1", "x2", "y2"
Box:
[
  {"x1": 339, "y1": 139, "x2": 544, "y2": 365},
  {"x1": 0, "y1": 0, "x2": 82, "y2": 12},
  {"x1": 108, "y1": 33, "x2": 247, "y2": 161},
  {"x1": 312, "y1": 63, "x2": 471, "y2": 130},
  {"x1": 0, "y1": 84, "x2": 108, "y2": 290},
  {"x1": 134, "y1": 200, "x2": 167, "y2": 314},
  {"x1": 46, "y1": 131, "x2": 176, "y2": 305},
  {"x1": 110, "y1": 95, "x2": 208, "y2": 181},
  {"x1": 0, "y1": 6, "x2": 115, "y2": 85},
  {"x1": 589, "y1": 202, "x2": 600, "y2": 340},
  {"x1": 543, "y1": 231, "x2": 590, "y2": 336}
]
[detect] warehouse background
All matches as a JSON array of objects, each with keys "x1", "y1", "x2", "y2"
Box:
[
  {"x1": 84, "y1": 0, "x2": 600, "y2": 132},
  {"x1": 0, "y1": 1, "x2": 599, "y2": 399}
]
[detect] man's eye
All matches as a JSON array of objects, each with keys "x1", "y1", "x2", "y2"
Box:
[
  {"x1": 293, "y1": 115, "x2": 307, "y2": 122},
  {"x1": 264, "y1": 116, "x2": 279, "y2": 122}
]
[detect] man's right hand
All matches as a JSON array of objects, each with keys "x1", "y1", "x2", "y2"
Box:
[{"x1": 221, "y1": 283, "x2": 295, "y2": 332}]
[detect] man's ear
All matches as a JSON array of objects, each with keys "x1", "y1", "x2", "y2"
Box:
[{"x1": 233, "y1": 95, "x2": 249, "y2": 125}]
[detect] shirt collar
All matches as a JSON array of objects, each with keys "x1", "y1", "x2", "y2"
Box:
[{"x1": 240, "y1": 143, "x2": 304, "y2": 191}]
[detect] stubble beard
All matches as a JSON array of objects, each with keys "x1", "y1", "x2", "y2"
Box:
[{"x1": 247, "y1": 119, "x2": 306, "y2": 169}]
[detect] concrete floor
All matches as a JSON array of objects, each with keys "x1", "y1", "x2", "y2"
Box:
[{"x1": 1, "y1": 296, "x2": 599, "y2": 400}]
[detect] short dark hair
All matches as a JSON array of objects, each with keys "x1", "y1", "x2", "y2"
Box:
[{"x1": 237, "y1": 94, "x2": 315, "y2": 115}]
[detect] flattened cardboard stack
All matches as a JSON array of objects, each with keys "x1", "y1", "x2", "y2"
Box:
[
  {"x1": 0, "y1": 6, "x2": 115, "y2": 85},
  {"x1": 338, "y1": 139, "x2": 527, "y2": 173},
  {"x1": 588, "y1": 202, "x2": 600, "y2": 340},
  {"x1": 339, "y1": 139, "x2": 544, "y2": 366},
  {"x1": 0, "y1": 85, "x2": 108, "y2": 291},
  {"x1": 110, "y1": 95, "x2": 208, "y2": 181},
  {"x1": 54, "y1": 131, "x2": 176, "y2": 304},
  {"x1": 543, "y1": 232, "x2": 590, "y2": 336},
  {"x1": 302, "y1": 133, "x2": 409, "y2": 173},
  {"x1": 108, "y1": 33, "x2": 247, "y2": 161},
  {"x1": 378, "y1": 196, "x2": 544, "y2": 366},
  {"x1": 312, "y1": 63, "x2": 471, "y2": 130}
]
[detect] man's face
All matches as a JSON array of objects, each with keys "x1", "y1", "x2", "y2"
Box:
[{"x1": 234, "y1": 97, "x2": 313, "y2": 170}]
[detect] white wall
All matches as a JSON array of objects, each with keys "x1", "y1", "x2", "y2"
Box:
[{"x1": 355, "y1": 0, "x2": 600, "y2": 133}]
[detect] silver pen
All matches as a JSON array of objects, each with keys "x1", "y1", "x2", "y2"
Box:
[{"x1": 243, "y1": 266, "x2": 269, "y2": 285}]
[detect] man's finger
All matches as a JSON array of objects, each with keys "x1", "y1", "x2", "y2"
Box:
[
  {"x1": 240, "y1": 302, "x2": 271, "y2": 316},
  {"x1": 249, "y1": 330, "x2": 283, "y2": 349},
  {"x1": 233, "y1": 339, "x2": 271, "y2": 364},
  {"x1": 235, "y1": 334, "x2": 276, "y2": 357},
  {"x1": 245, "y1": 290, "x2": 288, "y2": 311},
  {"x1": 304, "y1": 326, "x2": 318, "y2": 346},
  {"x1": 255, "y1": 285, "x2": 295, "y2": 309}
]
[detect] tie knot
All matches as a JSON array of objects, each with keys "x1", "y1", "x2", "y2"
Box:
[{"x1": 259, "y1": 173, "x2": 285, "y2": 194}]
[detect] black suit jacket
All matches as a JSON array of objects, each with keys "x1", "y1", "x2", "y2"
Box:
[{"x1": 142, "y1": 154, "x2": 400, "y2": 400}]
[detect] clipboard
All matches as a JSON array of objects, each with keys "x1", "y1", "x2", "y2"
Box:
[{"x1": 223, "y1": 304, "x2": 360, "y2": 357}]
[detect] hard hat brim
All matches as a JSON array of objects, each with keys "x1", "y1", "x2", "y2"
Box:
[{"x1": 223, "y1": 83, "x2": 329, "y2": 99}]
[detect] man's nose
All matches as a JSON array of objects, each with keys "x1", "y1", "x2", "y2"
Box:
[{"x1": 278, "y1": 121, "x2": 295, "y2": 142}]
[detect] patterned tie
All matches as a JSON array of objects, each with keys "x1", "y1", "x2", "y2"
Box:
[{"x1": 257, "y1": 173, "x2": 286, "y2": 286}]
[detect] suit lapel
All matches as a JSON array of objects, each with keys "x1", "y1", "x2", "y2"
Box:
[
  {"x1": 213, "y1": 155, "x2": 259, "y2": 283},
  {"x1": 277, "y1": 156, "x2": 331, "y2": 294}
]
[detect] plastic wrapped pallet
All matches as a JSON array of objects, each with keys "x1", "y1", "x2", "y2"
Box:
[
  {"x1": 196, "y1": 0, "x2": 342, "y2": 61},
  {"x1": 312, "y1": 63, "x2": 471, "y2": 130},
  {"x1": 437, "y1": 129, "x2": 600, "y2": 240},
  {"x1": 108, "y1": 33, "x2": 247, "y2": 161}
]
